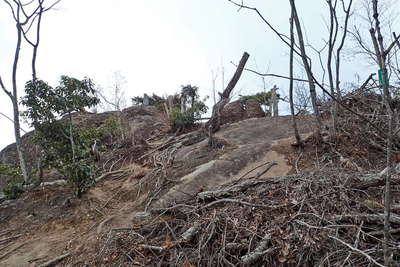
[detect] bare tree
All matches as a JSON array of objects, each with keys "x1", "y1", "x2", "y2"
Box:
[
  {"x1": 0, "y1": 0, "x2": 61, "y2": 183},
  {"x1": 97, "y1": 71, "x2": 128, "y2": 112}
]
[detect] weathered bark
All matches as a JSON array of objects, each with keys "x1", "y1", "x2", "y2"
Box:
[{"x1": 205, "y1": 52, "x2": 250, "y2": 146}]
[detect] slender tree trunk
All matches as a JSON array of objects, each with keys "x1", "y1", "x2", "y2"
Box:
[
  {"x1": 13, "y1": 98, "x2": 29, "y2": 182},
  {"x1": 206, "y1": 52, "x2": 250, "y2": 147},
  {"x1": 289, "y1": 12, "x2": 301, "y2": 146},
  {"x1": 11, "y1": 22, "x2": 29, "y2": 183},
  {"x1": 211, "y1": 70, "x2": 217, "y2": 106},
  {"x1": 68, "y1": 112, "x2": 76, "y2": 162},
  {"x1": 369, "y1": 1, "x2": 394, "y2": 264},
  {"x1": 326, "y1": 0, "x2": 338, "y2": 138},
  {"x1": 289, "y1": 0, "x2": 322, "y2": 139},
  {"x1": 335, "y1": 0, "x2": 353, "y2": 98},
  {"x1": 384, "y1": 109, "x2": 393, "y2": 266}
]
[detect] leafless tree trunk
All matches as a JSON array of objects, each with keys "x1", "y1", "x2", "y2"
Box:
[
  {"x1": 206, "y1": 52, "x2": 250, "y2": 147},
  {"x1": 211, "y1": 70, "x2": 218, "y2": 106},
  {"x1": 326, "y1": 0, "x2": 339, "y2": 136},
  {"x1": 325, "y1": 0, "x2": 353, "y2": 139},
  {"x1": 289, "y1": 0, "x2": 322, "y2": 140},
  {"x1": 369, "y1": 1, "x2": 400, "y2": 264},
  {"x1": 0, "y1": 0, "x2": 60, "y2": 183},
  {"x1": 335, "y1": 0, "x2": 353, "y2": 97},
  {"x1": 289, "y1": 12, "x2": 301, "y2": 146}
]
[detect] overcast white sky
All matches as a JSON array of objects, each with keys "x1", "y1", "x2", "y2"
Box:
[{"x1": 0, "y1": 0, "x2": 399, "y2": 151}]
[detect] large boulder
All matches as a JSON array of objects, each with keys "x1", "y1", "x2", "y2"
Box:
[
  {"x1": 150, "y1": 115, "x2": 315, "y2": 209},
  {"x1": 122, "y1": 106, "x2": 170, "y2": 145},
  {"x1": 220, "y1": 100, "x2": 246, "y2": 125},
  {"x1": 220, "y1": 100, "x2": 265, "y2": 125},
  {"x1": 245, "y1": 99, "x2": 265, "y2": 118}
]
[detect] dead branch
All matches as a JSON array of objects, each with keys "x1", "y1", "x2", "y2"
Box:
[
  {"x1": 139, "y1": 245, "x2": 164, "y2": 252},
  {"x1": 368, "y1": 228, "x2": 400, "y2": 236},
  {"x1": 241, "y1": 234, "x2": 274, "y2": 265},
  {"x1": 329, "y1": 213, "x2": 400, "y2": 225},
  {"x1": 180, "y1": 223, "x2": 201, "y2": 243},
  {"x1": 0, "y1": 234, "x2": 22, "y2": 244},
  {"x1": 354, "y1": 177, "x2": 400, "y2": 190},
  {"x1": 329, "y1": 235, "x2": 384, "y2": 267},
  {"x1": 198, "y1": 174, "x2": 302, "y2": 201},
  {"x1": 202, "y1": 198, "x2": 286, "y2": 210},
  {"x1": 236, "y1": 162, "x2": 277, "y2": 180},
  {"x1": 0, "y1": 241, "x2": 29, "y2": 261},
  {"x1": 37, "y1": 253, "x2": 71, "y2": 267},
  {"x1": 96, "y1": 216, "x2": 116, "y2": 234}
]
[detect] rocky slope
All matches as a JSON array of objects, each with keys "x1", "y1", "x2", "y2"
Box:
[{"x1": 0, "y1": 103, "x2": 396, "y2": 266}]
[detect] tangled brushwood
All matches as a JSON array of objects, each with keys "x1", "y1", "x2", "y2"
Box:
[
  {"x1": 308, "y1": 87, "x2": 400, "y2": 171},
  {"x1": 335, "y1": 88, "x2": 400, "y2": 149},
  {"x1": 93, "y1": 169, "x2": 400, "y2": 266}
]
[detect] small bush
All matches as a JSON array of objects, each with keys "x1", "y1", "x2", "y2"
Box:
[
  {"x1": 4, "y1": 182, "x2": 24, "y2": 200},
  {"x1": 0, "y1": 163, "x2": 21, "y2": 178},
  {"x1": 170, "y1": 102, "x2": 208, "y2": 131},
  {"x1": 61, "y1": 160, "x2": 95, "y2": 197},
  {"x1": 170, "y1": 108, "x2": 196, "y2": 129}
]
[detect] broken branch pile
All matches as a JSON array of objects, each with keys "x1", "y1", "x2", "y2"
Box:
[{"x1": 93, "y1": 169, "x2": 400, "y2": 266}]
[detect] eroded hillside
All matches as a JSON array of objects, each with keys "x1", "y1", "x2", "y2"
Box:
[{"x1": 0, "y1": 103, "x2": 398, "y2": 266}]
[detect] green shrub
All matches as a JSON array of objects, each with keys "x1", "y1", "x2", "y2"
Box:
[
  {"x1": 0, "y1": 163, "x2": 21, "y2": 178},
  {"x1": 239, "y1": 91, "x2": 278, "y2": 111},
  {"x1": 170, "y1": 108, "x2": 196, "y2": 129},
  {"x1": 61, "y1": 159, "x2": 95, "y2": 197},
  {"x1": 170, "y1": 101, "x2": 208, "y2": 131},
  {"x1": 4, "y1": 182, "x2": 24, "y2": 200}
]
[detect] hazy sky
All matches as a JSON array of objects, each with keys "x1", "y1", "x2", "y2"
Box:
[{"x1": 0, "y1": 0, "x2": 399, "y2": 150}]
